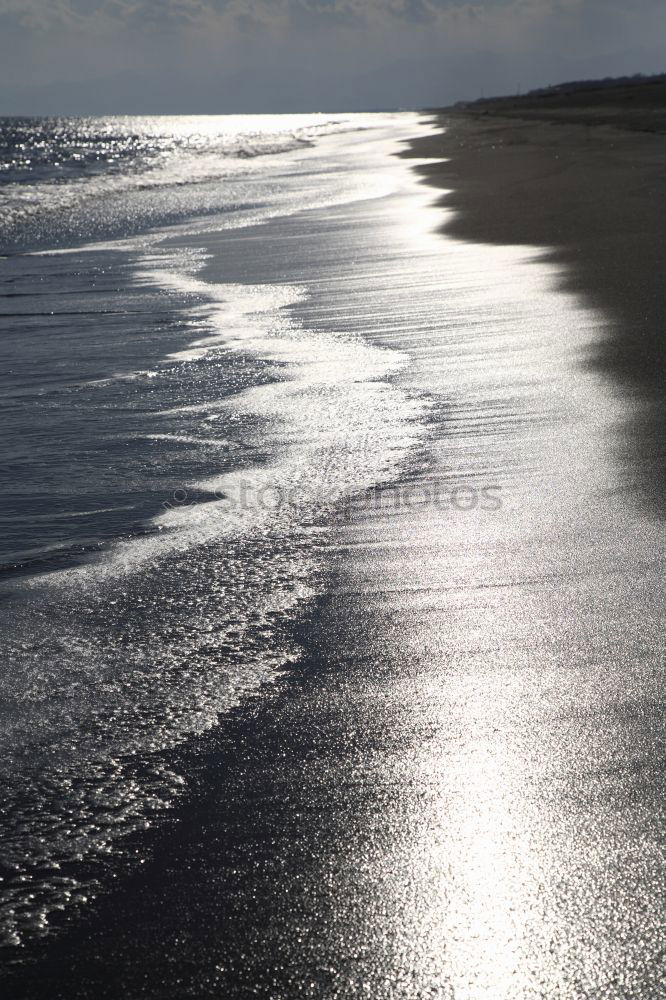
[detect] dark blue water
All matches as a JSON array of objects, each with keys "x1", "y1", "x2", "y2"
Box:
[{"x1": 0, "y1": 248, "x2": 278, "y2": 575}]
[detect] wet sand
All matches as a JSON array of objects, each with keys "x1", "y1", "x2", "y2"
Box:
[
  {"x1": 4, "y1": 110, "x2": 666, "y2": 998},
  {"x1": 407, "y1": 99, "x2": 666, "y2": 517}
]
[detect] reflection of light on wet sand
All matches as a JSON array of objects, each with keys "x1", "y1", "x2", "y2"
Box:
[
  {"x1": 361, "y1": 665, "x2": 546, "y2": 1000},
  {"x1": 444, "y1": 744, "x2": 533, "y2": 998},
  {"x1": 301, "y1": 147, "x2": 666, "y2": 996}
]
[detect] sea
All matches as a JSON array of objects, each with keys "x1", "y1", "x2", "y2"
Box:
[{"x1": 0, "y1": 112, "x2": 436, "y2": 948}]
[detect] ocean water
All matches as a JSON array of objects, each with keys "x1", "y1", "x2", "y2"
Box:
[
  {"x1": 0, "y1": 113, "x2": 434, "y2": 947},
  {"x1": 0, "y1": 114, "x2": 375, "y2": 250}
]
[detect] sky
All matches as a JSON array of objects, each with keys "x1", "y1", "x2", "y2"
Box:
[{"x1": 1, "y1": 0, "x2": 666, "y2": 115}]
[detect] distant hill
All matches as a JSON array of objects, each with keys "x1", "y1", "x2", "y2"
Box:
[
  {"x1": 446, "y1": 72, "x2": 666, "y2": 134},
  {"x1": 522, "y1": 73, "x2": 666, "y2": 99}
]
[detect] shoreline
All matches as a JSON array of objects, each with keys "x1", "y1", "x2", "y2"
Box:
[
  {"x1": 0, "y1": 117, "x2": 443, "y2": 993},
  {"x1": 404, "y1": 106, "x2": 666, "y2": 517}
]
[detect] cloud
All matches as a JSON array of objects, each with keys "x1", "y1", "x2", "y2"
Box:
[
  {"x1": 112, "y1": 0, "x2": 213, "y2": 28},
  {"x1": 0, "y1": 0, "x2": 583, "y2": 34},
  {"x1": 0, "y1": 0, "x2": 79, "y2": 29},
  {"x1": 1, "y1": 0, "x2": 666, "y2": 113}
]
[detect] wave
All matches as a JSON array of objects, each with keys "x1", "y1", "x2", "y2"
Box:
[
  {"x1": 0, "y1": 233, "x2": 427, "y2": 948},
  {"x1": 0, "y1": 111, "x2": 434, "y2": 949},
  {"x1": 0, "y1": 114, "x2": 369, "y2": 251}
]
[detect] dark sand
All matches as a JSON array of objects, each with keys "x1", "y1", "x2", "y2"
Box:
[
  {"x1": 407, "y1": 93, "x2": 666, "y2": 516},
  {"x1": 3, "y1": 101, "x2": 666, "y2": 998}
]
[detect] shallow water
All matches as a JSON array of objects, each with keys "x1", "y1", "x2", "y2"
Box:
[
  {"x1": 0, "y1": 113, "x2": 434, "y2": 947},
  {"x1": 0, "y1": 114, "x2": 378, "y2": 251}
]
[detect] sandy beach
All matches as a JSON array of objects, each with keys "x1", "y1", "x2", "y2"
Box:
[
  {"x1": 3, "y1": 96, "x2": 665, "y2": 998},
  {"x1": 410, "y1": 88, "x2": 666, "y2": 516}
]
